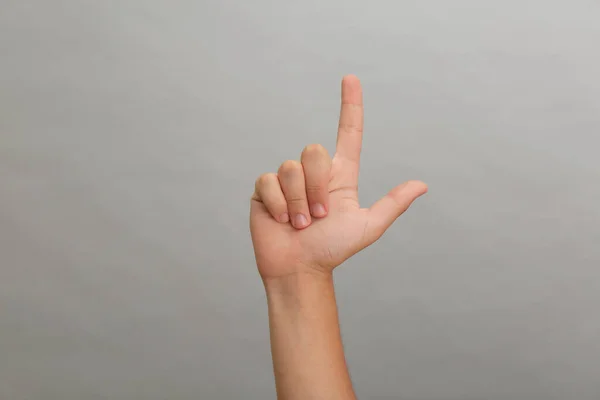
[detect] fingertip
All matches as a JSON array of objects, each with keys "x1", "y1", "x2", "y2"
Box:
[
  {"x1": 341, "y1": 75, "x2": 363, "y2": 105},
  {"x1": 406, "y1": 180, "x2": 428, "y2": 196},
  {"x1": 293, "y1": 214, "x2": 310, "y2": 229},
  {"x1": 279, "y1": 212, "x2": 289, "y2": 223},
  {"x1": 386, "y1": 180, "x2": 428, "y2": 206},
  {"x1": 342, "y1": 74, "x2": 361, "y2": 85},
  {"x1": 310, "y1": 203, "x2": 327, "y2": 218}
]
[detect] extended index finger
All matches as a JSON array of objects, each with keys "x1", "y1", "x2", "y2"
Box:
[{"x1": 335, "y1": 75, "x2": 364, "y2": 168}]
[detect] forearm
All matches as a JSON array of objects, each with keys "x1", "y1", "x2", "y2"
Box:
[{"x1": 264, "y1": 271, "x2": 356, "y2": 400}]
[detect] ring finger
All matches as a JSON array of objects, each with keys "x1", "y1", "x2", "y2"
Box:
[{"x1": 278, "y1": 160, "x2": 311, "y2": 229}]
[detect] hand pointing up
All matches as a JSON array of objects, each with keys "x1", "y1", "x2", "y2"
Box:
[{"x1": 250, "y1": 75, "x2": 427, "y2": 280}]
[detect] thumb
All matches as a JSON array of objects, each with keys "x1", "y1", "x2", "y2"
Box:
[{"x1": 363, "y1": 180, "x2": 428, "y2": 245}]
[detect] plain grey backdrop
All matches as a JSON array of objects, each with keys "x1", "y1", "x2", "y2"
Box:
[{"x1": 1, "y1": 1, "x2": 599, "y2": 399}]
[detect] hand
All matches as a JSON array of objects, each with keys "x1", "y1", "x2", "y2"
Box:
[{"x1": 250, "y1": 75, "x2": 427, "y2": 280}]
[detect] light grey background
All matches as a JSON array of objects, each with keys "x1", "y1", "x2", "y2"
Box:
[{"x1": 1, "y1": 1, "x2": 599, "y2": 399}]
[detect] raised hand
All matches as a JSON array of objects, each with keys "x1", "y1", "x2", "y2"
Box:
[{"x1": 250, "y1": 75, "x2": 427, "y2": 280}]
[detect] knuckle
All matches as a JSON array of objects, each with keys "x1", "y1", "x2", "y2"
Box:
[
  {"x1": 302, "y1": 144, "x2": 331, "y2": 170},
  {"x1": 255, "y1": 173, "x2": 275, "y2": 188},
  {"x1": 286, "y1": 196, "x2": 307, "y2": 206},
  {"x1": 338, "y1": 122, "x2": 364, "y2": 134},
  {"x1": 278, "y1": 160, "x2": 302, "y2": 175},
  {"x1": 305, "y1": 184, "x2": 323, "y2": 193},
  {"x1": 302, "y1": 143, "x2": 326, "y2": 157},
  {"x1": 268, "y1": 199, "x2": 288, "y2": 212}
]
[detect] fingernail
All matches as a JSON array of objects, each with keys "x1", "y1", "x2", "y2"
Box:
[
  {"x1": 279, "y1": 213, "x2": 289, "y2": 223},
  {"x1": 294, "y1": 214, "x2": 308, "y2": 228},
  {"x1": 311, "y1": 203, "x2": 327, "y2": 217}
]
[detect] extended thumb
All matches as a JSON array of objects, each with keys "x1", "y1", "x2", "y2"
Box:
[{"x1": 364, "y1": 180, "x2": 428, "y2": 244}]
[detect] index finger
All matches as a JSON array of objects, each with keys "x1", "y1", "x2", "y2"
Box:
[{"x1": 335, "y1": 75, "x2": 364, "y2": 167}]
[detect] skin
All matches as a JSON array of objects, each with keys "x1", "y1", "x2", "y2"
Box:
[{"x1": 250, "y1": 75, "x2": 428, "y2": 399}]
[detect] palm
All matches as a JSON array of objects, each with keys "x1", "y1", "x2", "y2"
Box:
[
  {"x1": 250, "y1": 76, "x2": 427, "y2": 280},
  {"x1": 251, "y1": 157, "x2": 370, "y2": 277}
]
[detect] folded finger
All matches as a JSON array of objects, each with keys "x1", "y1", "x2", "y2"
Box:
[
  {"x1": 278, "y1": 160, "x2": 311, "y2": 229},
  {"x1": 301, "y1": 144, "x2": 331, "y2": 218},
  {"x1": 253, "y1": 173, "x2": 289, "y2": 223}
]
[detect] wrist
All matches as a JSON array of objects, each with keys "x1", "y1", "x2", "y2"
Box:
[{"x1": 263, "y1": 269, "x2": 333, "y2": 297}]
